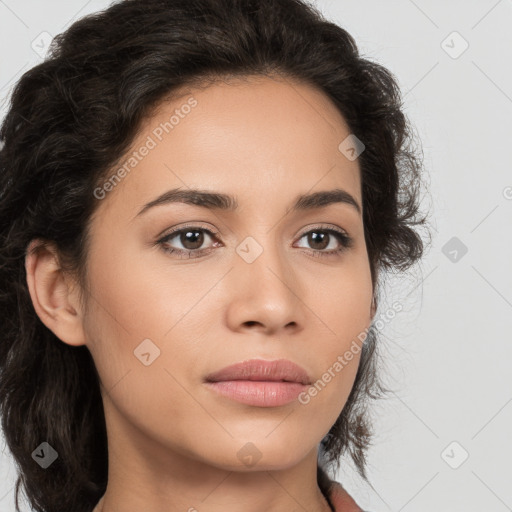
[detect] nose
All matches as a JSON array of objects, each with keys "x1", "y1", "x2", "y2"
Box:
[{"x1": 224, "y1": 236, "x2": 305, "y2": 336}]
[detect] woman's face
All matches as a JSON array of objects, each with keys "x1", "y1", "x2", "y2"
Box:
[{"x1": 82, "y1": 75, "x2": 374, "y2": 472}]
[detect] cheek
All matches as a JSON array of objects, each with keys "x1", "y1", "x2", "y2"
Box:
[
  {"x1": 84, "y1": 232, "x2": 193, "y2": 347},
  {"x1": 82, "y1": 270, "x2": 205, "y2": 448},
  {"x1": 82, "y1": 235, "x2": 208, "y2": 403},
  {"x1": 306, "y1": 255, "x2": 373, "y2": 339},
  {"x1": 298, "y1": 259, "x2": 371, "y2": 415}
]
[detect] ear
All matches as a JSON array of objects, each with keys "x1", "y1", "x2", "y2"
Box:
[{"x1": 25, "y1": 239, "x2": 86, "y2": 347}]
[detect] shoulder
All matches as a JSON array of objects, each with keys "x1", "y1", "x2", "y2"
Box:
[{"x1": 328, "y1": 480, "x2": 372, "y2": 512}]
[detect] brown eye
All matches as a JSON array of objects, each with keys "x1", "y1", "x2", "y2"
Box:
[
  {"x1": 294, "y1": 227, "x2": 354, "y2": 257},
  {"x1": 158, "y1": 227, "x2": 218, "y2": 258},
  {"x1": 176, "y1": 229, "x2": 205, "y2": 250},
  {"x1": 306, "y1": 231, "x2": 329, "y2": 251},
  {"x1": 157, "y1": 225, "x2": 353, "y2": 260}
]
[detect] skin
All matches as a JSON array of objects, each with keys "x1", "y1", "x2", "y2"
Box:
[{"x1": 25, "y1": 75, "x2": 376, "y2": 512}]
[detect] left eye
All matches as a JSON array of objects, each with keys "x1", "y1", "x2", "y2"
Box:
[{"x1": 157, "y1": 226, "x2": 353, "y2": 259}]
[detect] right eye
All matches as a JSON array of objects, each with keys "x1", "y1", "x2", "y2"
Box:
[{"x1": 157, "y1": 226, "x2": 221, "y2": 259}]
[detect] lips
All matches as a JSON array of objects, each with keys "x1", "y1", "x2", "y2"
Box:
[
  {"x1": 204, "y1": 358, "x2": 312, "y2": 385},
  {"x1": 203, "y1": 358, "x2": 312, "y2": 407}
]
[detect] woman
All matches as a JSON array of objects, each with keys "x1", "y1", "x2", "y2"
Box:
[{"x1": 0, "y1": 0, "x2": 429, "y2": 511}]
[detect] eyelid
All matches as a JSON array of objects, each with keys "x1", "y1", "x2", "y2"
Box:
[
  {"x1": 296, "y1": 223, "x2": 350, "y2": 238},
  {"x1": 158, "y1": 221, "x2": 220, "y2": 239}
]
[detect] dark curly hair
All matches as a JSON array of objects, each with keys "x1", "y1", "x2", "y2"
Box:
[{"x1": 0, "y1": 0, "x2": 431, "y2": 511}]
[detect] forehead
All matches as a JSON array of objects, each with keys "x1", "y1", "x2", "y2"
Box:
[{"x1": 93, "y1": 75, "x2": 362, "y2": 219}]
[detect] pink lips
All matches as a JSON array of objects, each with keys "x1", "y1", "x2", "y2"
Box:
[{"x1": 204, "y1": 359, "x2": 312, "y2": 407}]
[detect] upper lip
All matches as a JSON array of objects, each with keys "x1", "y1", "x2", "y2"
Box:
[{"x1": 204, "y1": 359, "x2": 312, "y2": 385}]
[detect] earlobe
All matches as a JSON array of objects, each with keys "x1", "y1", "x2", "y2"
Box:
[{"x1": 25, "y1": 239, "x2": 86, "y2": 347}]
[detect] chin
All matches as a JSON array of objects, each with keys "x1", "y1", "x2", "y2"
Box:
[{"x1": 196, "y1": 438, "x2": 313, "y2": 472}]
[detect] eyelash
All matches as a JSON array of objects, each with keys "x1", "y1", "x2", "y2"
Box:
[{"x1": 156, "y1": 224, "x2": 354, "y2": 260}]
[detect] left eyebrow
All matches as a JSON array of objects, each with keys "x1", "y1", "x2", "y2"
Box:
[{"x1": 135, "y1": 187, "x2": 361, "y2": 218}]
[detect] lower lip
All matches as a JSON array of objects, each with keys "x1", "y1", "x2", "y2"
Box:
[{"x1": 204, "y1": 380, "x2": 308, "y2": 407}]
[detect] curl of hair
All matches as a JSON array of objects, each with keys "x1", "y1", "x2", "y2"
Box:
[{"x1": 0, "y1": 0, "x2": 430, "y2": 510}]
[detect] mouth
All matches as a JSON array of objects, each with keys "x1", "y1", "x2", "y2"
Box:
[{"x1": 203, "y1": 358, "x2": 312, "y2": 407}]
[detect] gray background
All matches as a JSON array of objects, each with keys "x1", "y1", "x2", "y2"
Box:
[{"x1": 1, "y1": 1, "x2": 511, "y2": 511}]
